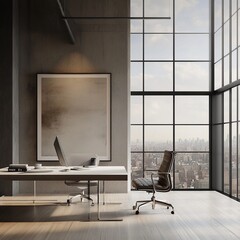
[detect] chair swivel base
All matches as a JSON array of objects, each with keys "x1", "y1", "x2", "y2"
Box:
[
  {"x1": 133, "y1": 196, "x2": 174, "y2": 215},
  {"x1": 67, "y1": 194, "x2": 94, "y2": 206}
]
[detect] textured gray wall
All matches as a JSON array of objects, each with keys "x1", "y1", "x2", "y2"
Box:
[
  {"x1": 0, "y1": 0, "x2": 19, "y2": 195},
  {"x1": 18, "y1": 0, "x2": 130, "y2": 194}
]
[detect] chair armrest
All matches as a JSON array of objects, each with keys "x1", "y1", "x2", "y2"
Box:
[
  {"x1": 151, "y1": 172, "x2": 170, "y2": 177},
  {"x1": 150, "y1": 172, "x2": 172, "y2": 192}
]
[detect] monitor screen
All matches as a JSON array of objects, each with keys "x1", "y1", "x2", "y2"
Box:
[{"x1": 54, "y1": 136, "x2": 69, "y2": 166}]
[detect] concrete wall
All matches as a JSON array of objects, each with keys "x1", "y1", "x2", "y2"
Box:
[
  {"x1": 0, "y1": 0, "x2": 19, "y2": 195},
  {"x1": 18, "y1": 0, "x2": 130, "y2": 194},
  {"x1": 211, "y1": 94, "x2": 223, "y2": 191}
]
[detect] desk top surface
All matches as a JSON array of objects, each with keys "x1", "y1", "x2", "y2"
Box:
[{"x1": 0, "y1": 166, "x2": 128, "y2": 181}]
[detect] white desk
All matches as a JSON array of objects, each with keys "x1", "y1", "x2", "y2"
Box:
[
  {"x1": 0, "y1": 166, "x2": 128, "y2": 221},
  {"x1": 0, "y1": 166, "x2": 127, "y2": 181}
]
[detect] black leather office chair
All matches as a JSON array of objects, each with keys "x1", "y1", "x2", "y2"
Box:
[
  {"x1": 53, "y1": 136, "x2": 99, "y2": 206},
  {"x1": 64, "y1": 154, "x2": 99, "y2": 206},
  {"x1": 132, "y1": 150, "x2": 175, "y2": 214}
]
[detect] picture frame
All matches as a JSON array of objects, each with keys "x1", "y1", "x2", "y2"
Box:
[{"x1": 37, "y1": 73, "x2": 111, "y2": 161}]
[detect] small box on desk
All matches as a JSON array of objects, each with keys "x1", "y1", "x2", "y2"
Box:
[{"x1": 8, "y1": 164, "x2": 28, "y2": 172}]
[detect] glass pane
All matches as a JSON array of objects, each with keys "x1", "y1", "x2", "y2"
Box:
[
  {"x1": 131, "y1": 96, "x2": 143, "y2": 124},
  {"x1": 224, "y1": 91, "x2": 229, "y2": 122},
  {"x1": 238, "y1": 45, "x2": 240, "y2": 80},
  {"x1": 131, "y1": 62, "x2": 143, "y2": 91},
  {"x1": 145, "y1": 96, "x2": 173, "y2": 124},
  {"x1": 215, "y1": 0, "x2": 222, "y2": 30},
  {"x1": 145, "y1": 126, "x2": 173, "y2": 151},
  {"x1": 175, "y1": 0, "x2": 209, "y2": 33},
  {"x1": 224, "y1": 0, "x2": 230, "y2": 23},
  {"x1": 232, "y1": 13, "x2": 237, "y2": 50},
  {"x1": 144, "y1": 0, "x2": 171, "y2": 17},
  {"x1": 214, "y1": 29, "x2": 222, "y2": 62},
  {"x1": 214, "y1": 60, "x2": 222, "y2": 90},
  {"x1": 232, "y1": 50, "x2": 237, "y2": 83},
  {"x1": 145, "y1": 34, "x2": 173, "y2": 60},
  {"x1": 224, "y1": 55, "x2": 230, "y2": 86},
  {"x1": 145, "y1": 62, "x2": 173, "y2": 91},
  {"x1": 131, "y1": 126, "x2": 143, "y2": 151},
  {"x1": 239, "y1": 86, "x2": 240, "y2": 121},
  {"x1": 238, "y1": 10, "x2": 240, "y2": 47},
  {"x1": 145, "y1": 19, "x2": 173, "y2": 33},
  {"x1": 224, "y1": 21, "x2": 230, "y2": 56},
  {"x1": 144, "y1": 153, "x2": 164, "y2": 170},
  {"x1": 232, "y1": 0, "x2": 237, "y2": 14},
  {"x1": 175, "y1": 126, "x2": 209, "y2": 151},
  {"x1": 232, "y1": 123, "x2": 237, "y2": 197},
  {"x1": 224, "y1": 123, "x2": 230, "y2": 194},
  {"x1": 131, "y1": 0, "x2": 143, "y2": 17},
  {"x1": 238, "y1": 120, "x2": 240, "y2": 198},
  {"x1": 175, "y1": 96, "x2": 209, "y2": 124},
  {"x1": 175, "y1": 62, "x2": 209, "y2": 91},
  {"x1": 175, "y1": 34, "x2": 209, "y2": 60},
  {"x1": 175, "y1": 153, "x2": 209, "y2": 189},
  {"x1": 232, "y1": 87, "x2": 237, "y2": 122},
  {"x1": 131, "y1": 153, "x2": 143, "y2": 179},
  {"x1": 131, "y1": 34, "x2": 143, "y2": 60},
  {"x1": 131, "y1": 20, "x2": 143, "y2": 33}
]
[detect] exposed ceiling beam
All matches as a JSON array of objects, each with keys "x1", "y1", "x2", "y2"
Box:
[
  {"x1": 62, "y1": 16, "x2": 171, "y2": 20},
  {"x1": 57, "y1": 0, "x2": 76, "y2": 44}
]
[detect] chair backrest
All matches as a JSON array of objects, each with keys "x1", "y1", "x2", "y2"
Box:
[
  {"x1": 157, "y1": 150, "x2": 175, "y2": 189},
  {"x1": 158, "y1": 150, "x2": 174, "y2": 173}
]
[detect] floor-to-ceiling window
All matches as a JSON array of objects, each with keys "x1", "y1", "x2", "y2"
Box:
[
  {"x1": 130, "y1": 0, "x2": 210, "y2": 189},
  {"x1": 214, "y1": 0, "x2": 240, "y2": 199}
]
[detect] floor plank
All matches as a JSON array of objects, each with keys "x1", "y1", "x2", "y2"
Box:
[{"x1": 0, "y1": 191, "x2": 240, "y2": 240}]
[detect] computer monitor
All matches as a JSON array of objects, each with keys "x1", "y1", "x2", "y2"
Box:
[
  {"x1": 54, "y1": 136, "x2": 69, "y2": 166},
  {"x1": 54, "y1": 136, "x2": 99, "y2": 167}
]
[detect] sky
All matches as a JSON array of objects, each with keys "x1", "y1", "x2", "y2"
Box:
[{"x1": 130, "y1": 0, "x2": 211, "y2": 143}]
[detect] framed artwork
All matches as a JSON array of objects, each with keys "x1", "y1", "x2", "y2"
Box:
[{"x1": 37, "y1": 73, "x2": 111, "y2": 161}]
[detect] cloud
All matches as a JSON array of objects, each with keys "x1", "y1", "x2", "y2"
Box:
[
  {"x1": 144, "y1": 0, "x2": 172, "y2": 17},
  {"x1": 175, "y1": 62, "x2": 209, "y2": 90}
]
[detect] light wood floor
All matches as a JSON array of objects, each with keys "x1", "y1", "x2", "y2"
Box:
[{"x1": 0, "y1": 191, "x2": 240, "y2": 240}]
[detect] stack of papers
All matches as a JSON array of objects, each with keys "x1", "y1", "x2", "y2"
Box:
[{"x1": 8, "y1": 164, "x2": 28, "y2": 172}]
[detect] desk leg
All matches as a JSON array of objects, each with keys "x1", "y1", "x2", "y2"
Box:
[
  {"x1": 101, "y1": 181, "x2": 121, "y2": 206},
  {"x1": 87, "y1": 181, "x2": 90, "y2": 198},
  {"x1": 88, "y1": 180, "x2": 91, "y2": 221},
  {"x1": 33, "y1": 180, "x2": 36, "y2": 204},
  {"x1": 97, "y1": 181, "x2": 122, "y2": 221},
  {"x1": 97, "y1": 181, "x2": 100, "y2": 220},
  {"x1": 103, "y1": 181, "x2": 105, "y2": 205},
  {"x1": 32, "y1": 181, "x2": 57, "y2": 204}
]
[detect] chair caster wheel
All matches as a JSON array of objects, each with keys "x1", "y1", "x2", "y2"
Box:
[
  {"x1": 167, "y1": 206, "x2": 169, "y2": 209},
  {"x1": 135, "y1": 210, "x2": 139, "y2": 215},
  {"x1": 91, "y1": 202, "x2": 95, "y2": 206},
  {"x1": 67, "y1": 199, "x2": 71, "y2": 206},
  {"x1": 133, "y1": 206, "x2": 137, "y2": 210},
  {"x1": 171, "y1": 211, "x2": 174, "y2": 214}
]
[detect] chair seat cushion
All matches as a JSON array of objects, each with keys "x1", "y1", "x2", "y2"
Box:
[
  {"x1": 65, "y1": 180, "x2": 98, "y2": 187},
  {"x1": 132, "y1": 178, "x2": 170, "y2": 191},
  {"x1": 132, "y1": 178, "x2": 153, "y2": 189}
]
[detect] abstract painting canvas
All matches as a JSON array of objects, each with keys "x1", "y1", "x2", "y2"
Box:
[{"x1": 37, "y1": 73, "x2": 111, "y2": 161}]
